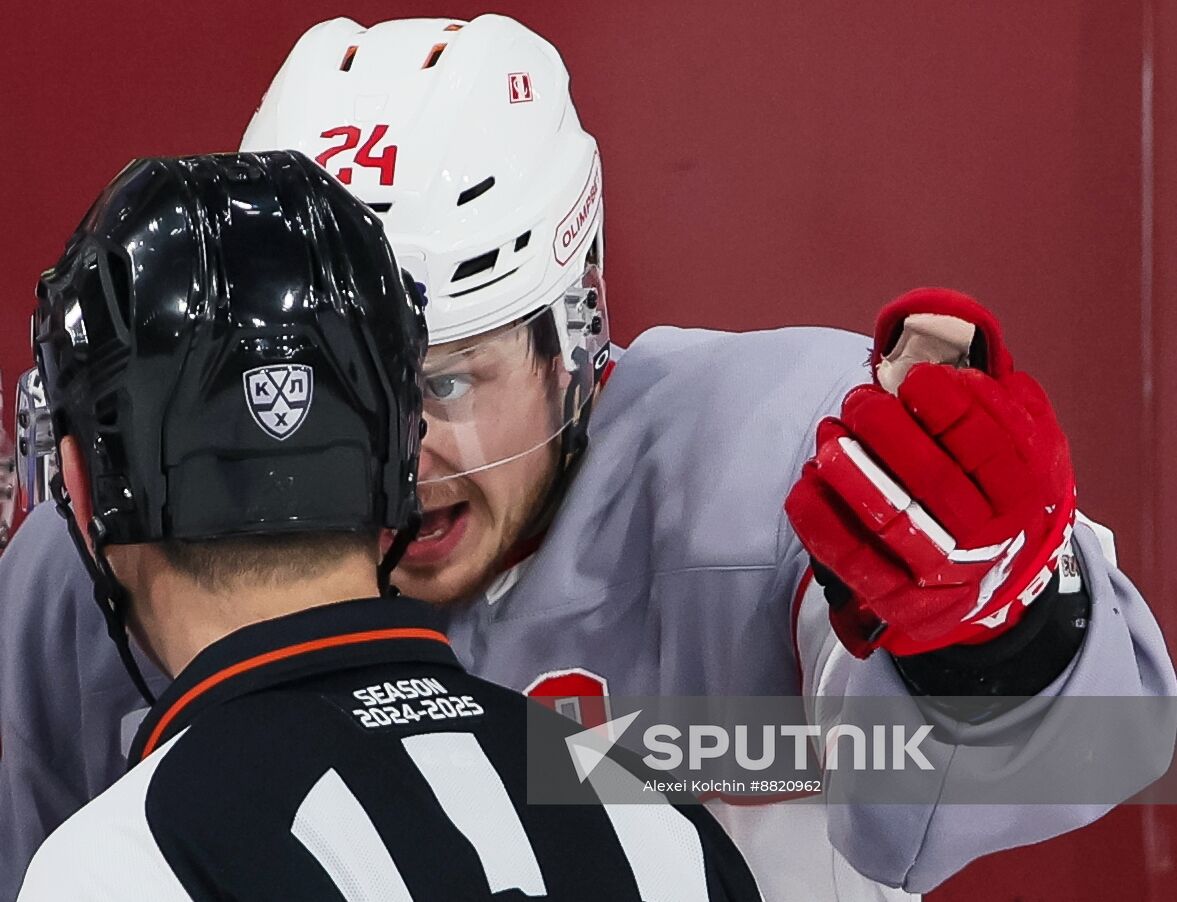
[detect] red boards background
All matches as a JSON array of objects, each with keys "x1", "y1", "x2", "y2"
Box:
[{"x1": 2, "y1": 2, "x2": 1174, "y2": 898}]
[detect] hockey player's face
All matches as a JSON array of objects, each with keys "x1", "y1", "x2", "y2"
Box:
[{"x1": 393, "y1": 325, "x2": 565, "y2": 603}]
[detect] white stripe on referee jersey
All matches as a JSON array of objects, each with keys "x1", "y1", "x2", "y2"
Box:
[
  {"x1": 590, "y1": 754, "x2": 711, "y2": 902},
  {"x1": 292, "y1": 768, "x2": 414, "y2": 902},
  {"x1": 402, "y1": 731, "x2": 547, "y2": 897},
  {"x1": 17, "y1": 733, "x2": 193, "y2": 901}
]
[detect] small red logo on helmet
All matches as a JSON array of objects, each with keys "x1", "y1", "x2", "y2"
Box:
[{"x1": 508, "y1": 72, "x2": 534, "y2": 103}]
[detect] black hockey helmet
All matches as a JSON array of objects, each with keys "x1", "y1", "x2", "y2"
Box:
[
  {"x1": 36, "y1": 150, "x2": 426, "y2": 545},
  {"x1": 35, "y1": 151, "x2": 427, "y2": 699}
]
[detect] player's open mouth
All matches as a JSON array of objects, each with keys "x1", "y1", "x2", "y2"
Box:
[{"x1": 401, "y1": 501, "x2": 470, "y2": 566}]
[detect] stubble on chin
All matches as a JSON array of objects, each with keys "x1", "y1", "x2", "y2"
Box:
[{"x1": 397, "y1": 451, "x2": 557, "y2": 606}]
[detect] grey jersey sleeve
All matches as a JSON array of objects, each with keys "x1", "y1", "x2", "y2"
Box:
[
  {"x1": 795, "y1": 521, "x2": 1177, "y2": 892},
  {"x1": 0, "y1": 504, "x2": 165, "y2": 901}
]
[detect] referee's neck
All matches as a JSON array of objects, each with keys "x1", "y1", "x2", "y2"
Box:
[{"x1": 107, "y1": 544, "x2": 382, "y2": 678}]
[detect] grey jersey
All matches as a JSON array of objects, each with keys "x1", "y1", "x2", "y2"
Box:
[
  {"x1": 2, "y1": 326, "x2": 1174, "y2": 901},
  {"x1": 446, "y1": 325, "x2": 861, "y2": 698}
]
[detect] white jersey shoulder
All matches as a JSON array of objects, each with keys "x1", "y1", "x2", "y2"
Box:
[{"x1": 16, "y1": 734, "x2": 189, "y2": 901}]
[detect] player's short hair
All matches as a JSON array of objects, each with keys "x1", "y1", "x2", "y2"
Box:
[
  {"x1": 526, "y1": 311, "x2": 563, "y2": 366},
  {"x1": 160, "y1": 531, "x2": 380, "y2": 594}
]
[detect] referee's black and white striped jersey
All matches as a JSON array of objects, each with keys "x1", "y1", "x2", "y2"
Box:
[{"x1": 16, "y1": 597, "x2": 760, "y2": 901}]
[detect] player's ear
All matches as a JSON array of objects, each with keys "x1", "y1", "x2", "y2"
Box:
[{"x1": 59, "y1": 435, "x2": 94, "y2": 552}]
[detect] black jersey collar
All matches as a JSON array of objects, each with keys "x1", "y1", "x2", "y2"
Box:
[{"x1": 129, "y1": 596, "x2": 457, "y2": 764}]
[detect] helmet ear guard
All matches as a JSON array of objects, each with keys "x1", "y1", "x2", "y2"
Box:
[
  {"x1": 551, "y1": 258, "x2": 610, "y2": 452},
  {"x1": 550, "y1": 262, "x2": 608, "y2": 375}
]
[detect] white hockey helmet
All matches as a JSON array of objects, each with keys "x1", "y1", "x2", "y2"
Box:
[{"x1": 241, "y1": 15, "x2": 609, "y2": 483}]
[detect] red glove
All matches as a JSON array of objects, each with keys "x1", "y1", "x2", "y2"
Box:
[{"x1": 784, "y1": 288, "x2": 1076, "y2": 658}]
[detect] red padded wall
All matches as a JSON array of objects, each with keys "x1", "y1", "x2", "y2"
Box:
[{"x1": 1, "y1": 2, "x2": 1172, "y2": 897}]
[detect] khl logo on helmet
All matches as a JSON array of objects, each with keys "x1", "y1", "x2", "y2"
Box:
[{"x1": 244, "y1": 365, "x2": 314, "y2": 440}]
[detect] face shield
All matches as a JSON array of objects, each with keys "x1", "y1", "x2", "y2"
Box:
[{"x1": 419, "y1": 264, "x2": 609, "y2": 485}]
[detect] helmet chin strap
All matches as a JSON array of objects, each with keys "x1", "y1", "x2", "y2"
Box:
[
  {"x1": 50, "y1": 473, "x2": 157, "y2": 706},
  {"x1": 379, "y1": 508, "x2": 422, "y2": 597}
]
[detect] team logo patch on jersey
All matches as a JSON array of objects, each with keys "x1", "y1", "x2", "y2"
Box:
[
  {"x1": 524, "y1": 668, "x2": 612, "y2": 729},
  {"x1": 244, "y1": 364, "x2": 314, "y2": 441}
]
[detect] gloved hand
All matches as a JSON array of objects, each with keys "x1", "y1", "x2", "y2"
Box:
[{"x1": 785, "y1": 287, "x2": 1076, "y2": 658}]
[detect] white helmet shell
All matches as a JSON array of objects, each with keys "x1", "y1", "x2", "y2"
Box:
[{"x1": 240, "y1": 15, "x2": 603, "y2": 346}]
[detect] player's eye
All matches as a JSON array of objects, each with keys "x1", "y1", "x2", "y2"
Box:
[{"x1": 424, "y1": 374, "x2": 473, "y2": 402}]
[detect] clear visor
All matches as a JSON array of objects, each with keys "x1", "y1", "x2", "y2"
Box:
[{"x1": 419, "y1": 265, "x2": 609, "y2": 485}]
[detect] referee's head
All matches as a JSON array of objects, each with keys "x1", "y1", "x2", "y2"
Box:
[{"x1": 34, "y1": 151, "x2": 427, "y2": 694}]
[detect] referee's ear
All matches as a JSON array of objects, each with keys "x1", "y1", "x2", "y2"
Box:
[{"x1": 59, "y1": 435, "x2": 95, "y2": 554}]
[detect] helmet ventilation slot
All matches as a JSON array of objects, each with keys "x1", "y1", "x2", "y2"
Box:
[
  {"x1": 449, "y1": 268, "x2": 518, "y2": 298},
  {"x1": 451, "y1": 248, "x2": 499, "y2": 281},
  {"x1": 514, "y1": 231, "x2": 531, "y2": 251},
  {"x1": 101, "y1": 251, "x2": 131, "y2": 322},
  {"x1": 457, "y1": 176, "x2": 495, "y2": 206},
  {"x1": 422, "y1": 43, "x2": 447, "y2": 69},
  {"x1": 339, "y1": 45, "x2": 358, "y2": 72}
]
